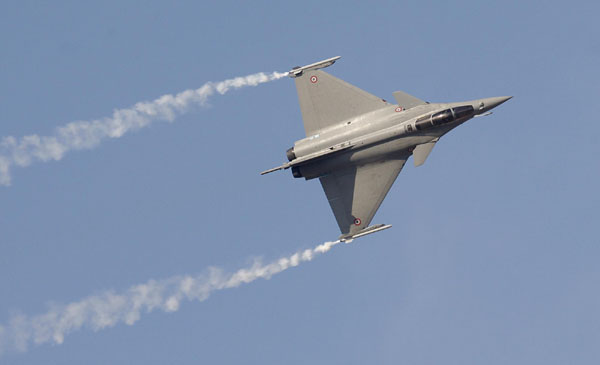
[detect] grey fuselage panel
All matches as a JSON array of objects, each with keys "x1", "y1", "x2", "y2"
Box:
[{"x1": 293, "y1": 101, "x2": 475, "y2": 180}]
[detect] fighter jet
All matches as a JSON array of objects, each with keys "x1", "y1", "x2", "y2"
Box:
[{"x1": 262, "y1": 56, "x2": 511, "y2": 242}]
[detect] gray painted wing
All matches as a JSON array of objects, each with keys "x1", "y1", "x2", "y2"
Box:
[
  {"x1": 319, "y1": 155, "x2": 408, "y2": 236},
  {"x1": 295, "y1": 70, "x2": 388, "y2": 136}
]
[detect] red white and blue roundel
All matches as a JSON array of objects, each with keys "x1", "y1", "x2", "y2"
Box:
[{"x1": 353, "y1": 218, "x2": 361, "y2": 226}]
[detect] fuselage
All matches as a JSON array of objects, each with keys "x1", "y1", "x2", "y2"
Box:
[{"x1": 290, "y1": 97, "x2": 505, "y2": 180}]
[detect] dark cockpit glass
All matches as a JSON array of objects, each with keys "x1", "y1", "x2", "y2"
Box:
[
  {"x1": 453, "y1": 105, "x2": 474, "y2": 119},
  {"x1": 415, "y1": 114, "x2": 432, "y2": 131},
  {"x1": 431, "y1": 109, "x2": 454, "y2": 126},
  {"x1": 414, "y1": 105, "x2": 474, "y2": 131}
]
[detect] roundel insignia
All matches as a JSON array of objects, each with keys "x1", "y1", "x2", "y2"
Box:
[
  {"x1": 395, "y1": 107, "x2": 403, "y2": 112},
  {"x1": 310, "y1": 75, "x2": 318, "y2": 83},
  {"x1": 353, "y1": 218, "x2": 362, "y2": 226}
]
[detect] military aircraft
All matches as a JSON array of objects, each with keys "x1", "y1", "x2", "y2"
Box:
[{"x1": 262, "y1": 56, "x2": 511, "y2": 242}]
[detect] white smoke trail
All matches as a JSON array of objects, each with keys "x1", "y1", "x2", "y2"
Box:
[
  {"x1": 0, "y1": 71, "x2": 287, "y2": 186},
  {"x1": 0, "y1": 240, "x2": 341, "y2": 355}
]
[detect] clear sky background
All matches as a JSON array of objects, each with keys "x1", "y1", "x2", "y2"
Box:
[{"x1": 1, "y1": 1, "x2": 599, "y2": 364}]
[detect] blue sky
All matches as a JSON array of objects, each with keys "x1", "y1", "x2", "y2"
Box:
[{"x1": 1, "y1": 1, "x2": 599, "y2": 364}]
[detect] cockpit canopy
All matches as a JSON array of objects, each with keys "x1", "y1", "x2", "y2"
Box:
[{"x1": 415, "y1": 105, "x2": 474, "y2": 131}]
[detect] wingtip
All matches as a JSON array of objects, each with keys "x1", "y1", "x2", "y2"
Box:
[
  {"x1": 338, "y1": 224, "x2": 392, "y2": 242},
  {"x1": 288, "y1": 56, "x2": 342, "y2": 78}
]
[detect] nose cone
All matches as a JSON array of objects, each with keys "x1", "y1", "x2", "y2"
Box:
[{"x1": 476, "y1": 96, "x2": 512, "y2": 114}]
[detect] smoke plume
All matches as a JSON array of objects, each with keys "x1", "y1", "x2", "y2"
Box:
[
  {"x1": 0, "y1": 240, "x2": 341, "y2": 355},
  {"x1": 0, "y1": 71, "x2": 287, "y2": 186}
]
